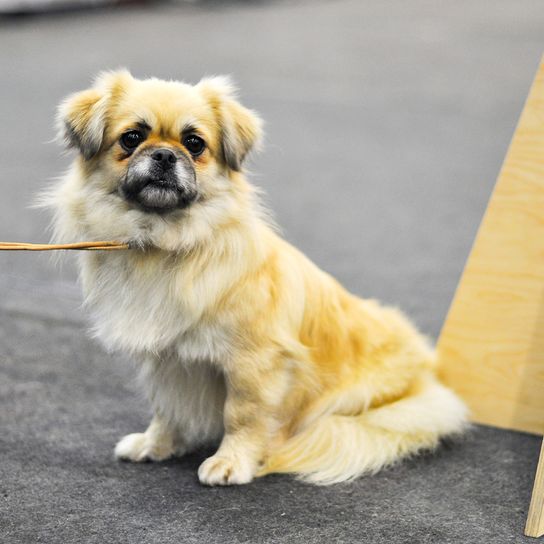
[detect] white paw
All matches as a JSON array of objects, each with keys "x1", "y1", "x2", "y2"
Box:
[
  {"x1": 114, "y1": 432, "x2": 174, "y2": 462},
  {"x1": 198, "y1": 454, "x2": 255, "y2": 486}
]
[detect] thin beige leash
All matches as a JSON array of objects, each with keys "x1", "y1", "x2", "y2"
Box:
[{"x1": 0, "y1": 241, "x2": 130, "y2": 251}]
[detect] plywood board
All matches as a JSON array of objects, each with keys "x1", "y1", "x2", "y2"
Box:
[
  {"x1": 437, "y1": 59, "x2": 544, "y2": 435},
  {"x1": 526, "y1": 439, "x2": 544, "y2": 538}
]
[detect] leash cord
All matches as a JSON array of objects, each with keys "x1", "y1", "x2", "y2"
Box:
[{"x1": 0, "y1": 241, "x2": 130, "y2": 251}]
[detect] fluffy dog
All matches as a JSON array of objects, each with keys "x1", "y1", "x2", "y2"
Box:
[{"x1": 45, "y1": 71, "x2": 467, "y2": 485}]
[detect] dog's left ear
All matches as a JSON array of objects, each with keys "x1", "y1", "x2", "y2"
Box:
[
  {"x1": 57, "y1": 70, "x2": 133, "y2": 160},
  {"x1": 198, "y1": 76, "x2": 263, "y2": 172}
]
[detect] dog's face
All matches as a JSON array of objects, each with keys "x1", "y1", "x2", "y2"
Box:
[{"x1": 56, "y1": 71, "x2": 262, "y2": 248}]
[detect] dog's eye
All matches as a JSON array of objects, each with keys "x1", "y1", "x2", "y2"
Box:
[
  {"x1": 183, "y1": 135, "x2": 206, "y2": 157},
  {"x1": 120, "y1": 130, "x2": 145, "y2": 151}
]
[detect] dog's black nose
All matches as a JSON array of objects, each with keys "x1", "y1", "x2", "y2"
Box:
[{"x1": 151, "y1": 148, "x2": 177, "y2": 169}]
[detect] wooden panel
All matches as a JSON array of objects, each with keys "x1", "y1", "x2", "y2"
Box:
[
  {"x1": 526, "y1": 439, "x2": 544, "y2": 538},
  {"x1": 437, "y1": 58, "x2": 544, "y2": 435}
]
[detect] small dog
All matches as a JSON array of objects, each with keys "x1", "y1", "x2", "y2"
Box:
[{"x1": 45, "y1": 71, "x2": 467, "y2": 485}]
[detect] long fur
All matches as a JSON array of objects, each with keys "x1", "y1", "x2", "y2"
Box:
[{"x1": 45, "y1": 71, "x2": 468, "y2": 485}]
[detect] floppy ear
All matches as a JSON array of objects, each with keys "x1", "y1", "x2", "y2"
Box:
[
  {"x1": 57, "y1": 88, "x2": 107, "y2": 160},
  {"x1": 57, "y1": 70, "x2": 132, "y2": 160},
  {"x1": 198, "y1": 76, "x2": 263, "y2": 172}
]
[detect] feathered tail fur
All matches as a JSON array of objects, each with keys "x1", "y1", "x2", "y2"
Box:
[{"x1": 260, "y1": 373, "x2": 468, "y2": 484}]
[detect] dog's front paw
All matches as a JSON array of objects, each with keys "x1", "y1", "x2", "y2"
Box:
[
  {"x1": 114, "y1": 432, "x2": 174, "y2": 462},
  {"x1": 198, "y1": 454, "x2": 256, "y2": 486}
]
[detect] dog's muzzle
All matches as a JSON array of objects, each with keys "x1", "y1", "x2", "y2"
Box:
[{"x1": 121, "y1": 147, "x2": 198, "y2": 213}]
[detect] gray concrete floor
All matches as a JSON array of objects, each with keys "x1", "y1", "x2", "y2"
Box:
[{"x1": 1, "y1": 1, "x2": 544, "y2": 542}]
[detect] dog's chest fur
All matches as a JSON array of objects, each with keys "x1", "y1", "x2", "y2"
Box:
[
  {"x1": 80, "y1": 251, "x2": 233, "y2": 363},
  {"x1": 80, "y1": 251, "x2": 231, "y2": 443}
]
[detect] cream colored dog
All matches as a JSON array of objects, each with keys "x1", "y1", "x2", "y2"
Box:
[{"x1": 45, "y1": 70, "x2": 467, "y2": 485}]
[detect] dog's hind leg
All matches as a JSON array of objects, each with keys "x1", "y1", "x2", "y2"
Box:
[{"x1": 260, "y1": 372, "x2": 468, "y2": 484}]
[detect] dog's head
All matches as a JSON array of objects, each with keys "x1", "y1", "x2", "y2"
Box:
[{"x1": 55, "y1": 70, "x2": 263, "y2": 249}]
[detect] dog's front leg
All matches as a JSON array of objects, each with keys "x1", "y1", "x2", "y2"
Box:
[
  {"x1": 198, "y1": 352, "x2": 288, "y2": 486},
  {"x1": 114, "y1": 414, "x2": 179, "y2": 462}
]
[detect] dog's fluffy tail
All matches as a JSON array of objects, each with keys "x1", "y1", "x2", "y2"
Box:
[{"x1": 260, "y1": 374, "x2": 468, "y2": 484}]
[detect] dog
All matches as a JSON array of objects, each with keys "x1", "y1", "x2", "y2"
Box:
[{"x1": 44, "y1": 70, "x2": 467, "y2": 485}]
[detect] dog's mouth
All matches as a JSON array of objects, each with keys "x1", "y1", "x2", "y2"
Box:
[
  {"x1": 121, "y1": 178, "x2": 192, "y2": 213},
  {"x1": 121, "y1": 155, "x2": 198, "y2": 214},
  {"x1": 131, "y1": 179, "x2": 187, "y2": 212}
]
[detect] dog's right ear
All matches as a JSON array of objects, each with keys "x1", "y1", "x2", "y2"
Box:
[
  {"x1": 57, "y1": 88, "x2": 107, "y2": 160},
  {"x1": 57, "y1": 70, "x2": 132, "y2": 160}
]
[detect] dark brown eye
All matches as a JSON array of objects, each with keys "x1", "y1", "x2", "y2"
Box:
[
  {"x1": 120, "y1": 130, "x2": 145, "y2": 151},
  {"x1": 183, "y1": 134, "x2": 206, "y2": 157}
]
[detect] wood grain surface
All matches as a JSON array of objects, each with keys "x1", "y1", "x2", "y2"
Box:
[
  {"x1": 526, "y1": 439, "x2": 544, "y2": 537},
  {"x1": 437, "y1": 59, "x2": 544, "y2": 436}
]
